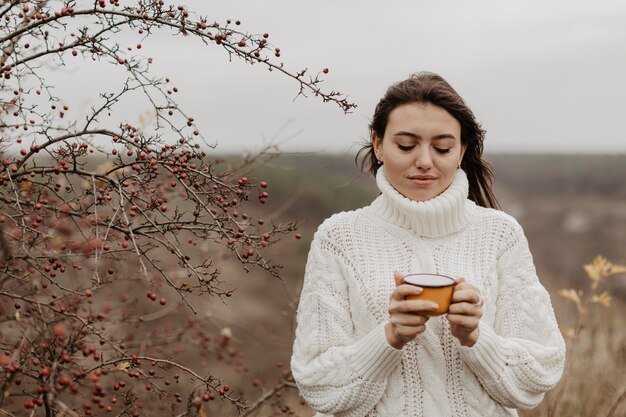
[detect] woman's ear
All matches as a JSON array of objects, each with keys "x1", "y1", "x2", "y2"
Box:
[
  {"x1": 459, "y1": 142, "x2": 467, "y2": 166},
  {"x1": 372, "y1": 132, "x2": 382, "y2": 161}
]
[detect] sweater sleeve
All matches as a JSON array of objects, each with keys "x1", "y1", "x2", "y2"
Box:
[
  {"x1": 457, "y1": 221, "x2": 566, "y2": 409},
  {"x1": 290, "y1": 232, "x2": 403, "y2": 416}
]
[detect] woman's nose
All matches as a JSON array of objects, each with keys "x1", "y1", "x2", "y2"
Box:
[{"x1": 414, "y1": 148, "x2": 433, "y2": 170}]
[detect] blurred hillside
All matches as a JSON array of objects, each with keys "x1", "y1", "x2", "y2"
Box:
[{"x1": 239, "y1": 152, "x2": 626, "y2": 291}]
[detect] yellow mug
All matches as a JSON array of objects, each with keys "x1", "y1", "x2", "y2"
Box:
[{"x1": 403, "y1": 273, "x2": 457, "y2": 316}]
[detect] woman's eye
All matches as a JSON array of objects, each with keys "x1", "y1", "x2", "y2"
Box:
[
  {"x1": 397, "y1": 145, "x2": 414, "y2": 151},
  {"x1": 434, "y1": 148, "x2": 451, "y2": 154}
]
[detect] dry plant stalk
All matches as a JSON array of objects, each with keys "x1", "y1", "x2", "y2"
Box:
[{"x1": 550, "y1": 256, "x2": 626, "y2": 417}]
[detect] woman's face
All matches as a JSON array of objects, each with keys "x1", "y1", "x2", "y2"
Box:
[{"x1": 373, "y1": 102, "x2": 466, "y2": 202}]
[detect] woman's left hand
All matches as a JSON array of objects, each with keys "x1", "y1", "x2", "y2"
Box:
[{"x1": 446, "y1": 277, "x2": 483, "y2": 347}]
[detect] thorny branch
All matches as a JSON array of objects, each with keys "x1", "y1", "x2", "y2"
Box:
[{"x1": 0, "y1": 1, "x2": 341, "y2": 416}]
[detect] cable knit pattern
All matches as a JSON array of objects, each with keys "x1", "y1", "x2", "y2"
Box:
[{"x1": 291, "y1": 167, "x2": 566, "y2": 417}]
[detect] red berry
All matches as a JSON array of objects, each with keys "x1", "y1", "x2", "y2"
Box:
[
  {"x1": 323, "y1": 68, "x2": 329, "y2": 74},
  {"x1": 54, "y1": 325, "x2": 66, "y2": 338},
  {"x1": 85, "y1": 289, "x2": 92, "y2": 297},
  {"x1": 295, "y1": 233, "x2": 302, "y2": 240},
  {"x1": 260, "y1": 181, "x2": 268, "y2": 188}
]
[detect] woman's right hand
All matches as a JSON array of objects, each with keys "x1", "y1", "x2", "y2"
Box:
[{"x1": 385, "y1": 271, "x2": 438, "y2": 349}]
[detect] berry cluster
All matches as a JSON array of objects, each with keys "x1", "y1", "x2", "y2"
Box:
[{"x1": 0, "y1": 1, "x2": 344, "y2": 415}]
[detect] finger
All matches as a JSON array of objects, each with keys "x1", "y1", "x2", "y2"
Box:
[
  {"x1": 393, "y1": 271, "x2": 404, "y2": 287},
  {"x1": 446, "y1": 313, "x2": 480, "y2": 329},
  {"x1": 405, "y1": 299, "x2": 439, "y2": 313},
  {"x1": 451, "y1": 288, "x2": 481, "y2": 304},
  {"x1": 391, "y1": 299, "x2": 439, "y2": 314},
  {"x1": 455, "y1": 277, "x2": 466, "y2": 284},
  {"x1": 451, "y1": 290, "x2": 479, "y2": 304},
  {"x1": 390, "y1": 283, "x2": 423, "y2": 301},
  {"x1": 453, "y1": 281, "x2": 479, "y2": 293},
  {"x1": 389, "y1": 298, "x2": 437, "y2": 315},
  {"x1": 454, "y1": 280, "x2": 473, "y2": 289},
  {"x1": 390, "y1": 313, "x2": 430, "y2": 327},
  {"x1": 394, "y1": 284, "x2": 424, "y2": 299},
  {"x1": 448, "y1": 301, "x2": 482, "y2": 317},
  {"x1": 393, "y1": 323, "x2": 428, "y2": 339}
]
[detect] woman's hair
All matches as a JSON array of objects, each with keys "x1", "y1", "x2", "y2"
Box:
[{"x1": 356, "y1": 71, "x2": 499, "y2": 209}]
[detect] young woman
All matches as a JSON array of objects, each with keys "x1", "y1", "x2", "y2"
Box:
[{"x1": 290, "y1": 72, "x2": 565, "y2": 417}]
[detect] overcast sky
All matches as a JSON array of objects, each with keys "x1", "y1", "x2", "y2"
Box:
[{"x1": 68, "y1": 0, "x2": 626, "y2": 154}]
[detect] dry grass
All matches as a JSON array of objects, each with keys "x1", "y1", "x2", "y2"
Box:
[{"x1": 523, "y1": 297, "x2": 626, "y2": 417}]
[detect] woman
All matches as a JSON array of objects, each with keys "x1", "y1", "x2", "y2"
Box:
[{"x1": 290, "y1": 72, "x2": 565, "y2": 417}]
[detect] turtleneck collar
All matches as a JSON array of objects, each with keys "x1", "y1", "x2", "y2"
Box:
[{"x1": 370, "y1": 166, "x2": 473, "y2": 238}]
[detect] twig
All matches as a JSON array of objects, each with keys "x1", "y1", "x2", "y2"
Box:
[
  {"x1": 242, "y1": 380, "x2": 298, "y2": 417},
  {"x1": 606, "y1": 389, "x2": 626, "y2": 417}
]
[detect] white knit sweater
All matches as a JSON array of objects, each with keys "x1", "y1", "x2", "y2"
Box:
[{"x1": 291, "y1": 167, "x2": 565, "y2": 417}]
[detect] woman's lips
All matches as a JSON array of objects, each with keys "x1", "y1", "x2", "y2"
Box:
[{"x1": 408, "y1": 176, "x2": 437, "y2": 186}]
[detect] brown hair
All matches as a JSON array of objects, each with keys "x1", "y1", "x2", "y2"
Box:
[{"x1": 356, "y1": 71, "x2": 499, "y2": 209}]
